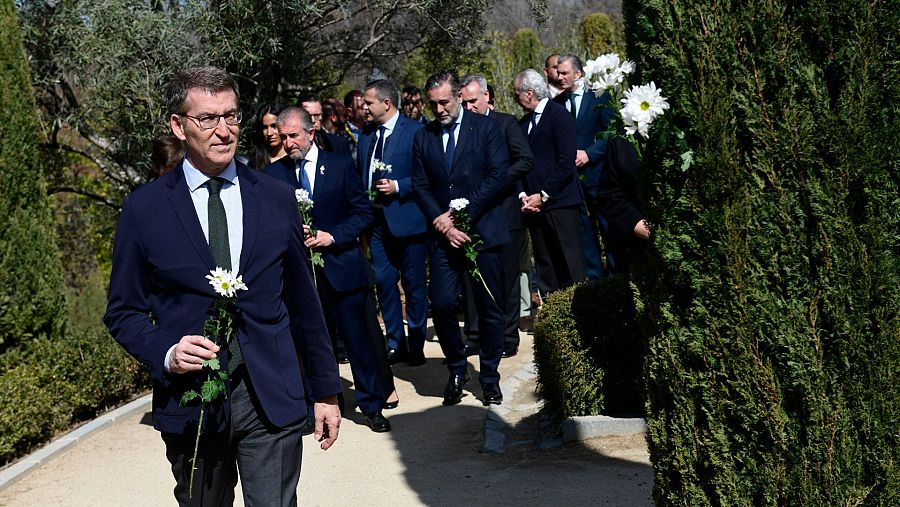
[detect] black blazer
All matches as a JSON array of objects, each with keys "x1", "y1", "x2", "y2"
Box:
[
  {"x1": 518, "y1": 100, "x2": 583, "y2": 210},
  {"x1": 411, "y1": 109, "x2": 510, "y2": 250},
  {"x1": 487, "y1": 110, "x2": 534, "y2": 229},
  {"x1": 597, "y1": 137, "x2": 645, "y2": 253}
]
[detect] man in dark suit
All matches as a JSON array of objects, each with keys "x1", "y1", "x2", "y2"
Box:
[
  {"x1": 300, "y1": 94, "x2": 352, "y2": 156},
  {"x1": 514, "y1": 69, "x2": 587, "y2": 294},
  {"x1": 358, "y1": 79, "x2": 428, "y2": 366},
  {"x1": 264, "y1": 107, "x2": 394, "y2": 433},
  {"x1": 411, "y1": 72, "x2": 510, "y2": 406},
  {"x1": 459, "y1": 74, "x2": 534, "y2": 358},
  {"x1": 104, "y1": 67, "x2": 341, "y2": 506},
  {"x1": 553, "y1": 53, "x2": 617, "y2": 279}
]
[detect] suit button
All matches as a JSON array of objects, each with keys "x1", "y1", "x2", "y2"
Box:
[{"x1": 449, "y1": 184, "x2": 454, "y2": 189}]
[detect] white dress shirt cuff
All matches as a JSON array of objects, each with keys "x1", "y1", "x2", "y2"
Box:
[{"x1": 164, "y1": 344, "x2": 176, "y2": 372}]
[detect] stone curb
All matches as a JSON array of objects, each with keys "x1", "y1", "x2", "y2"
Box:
[
  {"x1": 0, "y1": 394, "x2": 152, "y2": 492},
  {"x1": 561, "y1": 415, "x2": 647, "y2": 442},
  {"x1": 481, "y1": 357, "x2": 536, "y2": 455}
]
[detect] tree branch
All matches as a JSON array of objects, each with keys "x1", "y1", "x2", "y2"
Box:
[{"x1": 47, "y1": 186, "x2": 122, "y2": 212}]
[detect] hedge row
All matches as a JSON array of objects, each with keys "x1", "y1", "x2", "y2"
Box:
[
  {"x1": 624, "y1": 0, "x2": 900, "y2": 503},
  {"x1": 0, "y1": 331, "x2": 149, "y2": 465},
  {"x1": 533, "y1": 278, "x2": 646, "y2": 422}
]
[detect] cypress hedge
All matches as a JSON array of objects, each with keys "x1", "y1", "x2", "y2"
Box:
[
  {"x1": 533, "y1": 279, "x2": 646, "y2": 421},
  {"x1": 623, "y1": 0, "x2": 900, "y2": 503},
  {"x1": 0, "y1": 0, "x2": 67, "y2": 350}
]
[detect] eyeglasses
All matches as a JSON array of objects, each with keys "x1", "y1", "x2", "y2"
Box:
[{"x1": 180, "y1": 111, "x2": 242, "y2": 130}]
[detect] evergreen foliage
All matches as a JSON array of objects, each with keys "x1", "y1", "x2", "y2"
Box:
[
  {"x1": 533, "y1": 279, "x2": 645, "y2": 422},
  {"x1": 623, "y1": 0, "x2": 900, "y2": 503},
  {"x1": 580, "y1": 12, "x2": 624, "y2": 56},
  {"x1": 0, "y1": 0, "x2": 67, "y2": 350}
]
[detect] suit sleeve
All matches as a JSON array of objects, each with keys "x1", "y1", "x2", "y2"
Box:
[
  {"x1": 501, "y1": 115, "x2": 534, "y2": 190},
  {"x1": 584, "y1": 93, "x2": 616, "y2": 163},
  {"x1": 103, "y1": 198, "x2": 177, "y2": 386},
  {"x1": 465, "y1": 119, "x2": 509, "y2": 222},
  {"x1": 329, "y1": 159, "x2": 373, "y2": 246},
  {"x1": 598, "y1": 137, "x2": 644, "y2": 247},
  {"x1": 411, "y1": 129, "x2": 444, "y2": 222},
  {"x1": 546, "y1": 109, "x2": 578, "y2": 199},
  {"x1": 281, "y1": 188, "x2": 342, "y2": 400}
]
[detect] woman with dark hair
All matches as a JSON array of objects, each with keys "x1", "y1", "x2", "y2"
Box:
[
  {"x1": 252, "y1": 101, "x2": 287, "y2": 170},
  {"x1": 151, "y1": 134, "x2": 184, "y2": 177}
]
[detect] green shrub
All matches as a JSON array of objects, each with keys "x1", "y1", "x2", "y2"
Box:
[
  {"x1": 0, "y1": 330, "x2": 149, "y2": 464},
  {"x1": 0, "y1": 0, "x2": 68, "y2": 351},
  {"x1": 624, "y1": 0, "x2": 900, "y2": 503},
  {"x1": 533, "y1": 278, "x2": 646, "y2": 423}
]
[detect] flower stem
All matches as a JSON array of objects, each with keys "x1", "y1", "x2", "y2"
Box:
[{"x1": 188, "y1": 402, "x2": 205, "y2": 499}]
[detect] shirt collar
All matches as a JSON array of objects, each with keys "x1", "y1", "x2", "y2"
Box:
[
  {"x1": 305, "y1": 142, "x2": 320, "y2": 167},
  {"x1": 382, "y1": 110, "x2": 400, "y2": 132},
  {"x1": 183, "y1": 156, "x2": 237, "y2": 192},
  {"x1": 534, "y1": 97, "x2": 549, "y2": 114}
]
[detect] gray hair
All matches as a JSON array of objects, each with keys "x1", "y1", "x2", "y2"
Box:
[
  {"x1": 425, "y1": 72, "x2": 460, "y2": 96},
  {"x1": 514, "y1": 69, "x2": 550, "y2": 100},
  {"x1": 459, "y1": 74, "x2": 489, "y2": 94},
  {"x1": 556, "y1": 53, "x2": 584, "y2": 75},
  {"x1": 165, "y1": 66, "x2": 239, "y2": 115},
  {"x1": 364, "y1": 79, "x2": 400, "y2": 108},
  {"x1": 277, "y1": 107, "x2": 314, "y2": 131}
]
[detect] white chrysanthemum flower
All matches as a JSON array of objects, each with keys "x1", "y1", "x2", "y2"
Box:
[
  {"x1": 449, "y1": 198, "x2": 469, "y2": 211},
  {"x1": 383, "y1": 164, "x2": 392, "y2": 174},
  {"x1": 585, "y1": 53, "x2": 635, "y2": 97},
  {"x1": 206, "y1": 268, "x2": 248, "y2": 298},
  {"x1": 295, "y1": 188, "x2": 314, "y2": 206},
  {"x1": 620, "y1": 82, "x2": 669, "y2": 138}
]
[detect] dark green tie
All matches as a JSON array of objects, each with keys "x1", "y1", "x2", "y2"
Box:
[
  {"x1": 206, "y1": 177, "x2": 243, "y2": 371},
  {"x1": 569, "y1": 93, "x2": 577, "y2": 118}
]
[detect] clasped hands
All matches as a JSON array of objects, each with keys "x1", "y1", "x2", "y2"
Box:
[
  {"x1": 433, "y1": 211, "x2": 471, "y2": 249},
  {"x1": 373, "y1": 178, "x2": 398, "y2": 196},
  {"x1": 520, "y1": 194, "x2": 544, "y2": 214},
  {"x1": 303, "y1": 224, "x2": 335, "y2": 249}
]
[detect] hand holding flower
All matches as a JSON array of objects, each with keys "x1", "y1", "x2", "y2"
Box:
[
  {"x1": 375, "y1": 179, "x2": 397, "y2": 195},
  {"x1": 433, "y1": 210, "x2": 455, "y2": 234},
  {"x1": 305, "y1": 229, "x2": 335, "y2": 248},
  {"x1": 445, "y1": 227, "x2": 471, "y2": 249},
  {"x1": 168, "y1": 335, "x2": 220, "y2": 374}
]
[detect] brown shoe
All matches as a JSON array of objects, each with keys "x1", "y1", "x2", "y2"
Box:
[{"x1": 518, "y1": 316, "x2": 533, "y2": 333}]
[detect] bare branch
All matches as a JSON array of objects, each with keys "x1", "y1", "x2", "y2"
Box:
[{"x1": 47, "y1": 186, "x2": 122, "y2": 212}]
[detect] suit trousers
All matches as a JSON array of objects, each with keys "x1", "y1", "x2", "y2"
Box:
[
  {"x1": 162, "y1": 369, "x2": 304, "y2": 507},
  {"x1": 368, "y1": 213, "x2": 428, "y2": 357},
  {"x1": 428, "y1": 241, "x2": 505, "y2": 385},
  {"x1": 579, "y1": 186, "x2": 606, "y2": 280},
  {"x1": 527, "y1": 205, "x2": 587, "y2": 295},
  {"x1": 316, "y1": 270, "x2": 394, "y2": 415}
]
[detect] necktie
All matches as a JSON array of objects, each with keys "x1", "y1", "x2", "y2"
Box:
[
  {"x1": 444, "y1": 123, "x2": 457, "y2": 169},
  {"x1": 372, "y1": 126, "x2": 387, "y2": 185},
  {"x1": 529, "y1": 112, "x2": 538, "y2": 136},
  {"x1": 298, "y1": 159, "x2": 311, "y2": 194},
  {"x1": 207, "y1": 178, "x2": 243, "y2": 371},
  {"x1": 569, "y1": 93, "x2": 577, "y2": 118}
]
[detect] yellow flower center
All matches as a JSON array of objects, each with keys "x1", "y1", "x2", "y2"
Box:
[
  {"x1": 640, "y1": 101, "x2": 650, "y2": 111},
  {"x1": 222, "y1": 282, "x2": 231, "y2": 289}
]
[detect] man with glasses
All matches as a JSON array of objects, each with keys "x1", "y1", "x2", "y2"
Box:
[
  {"x1": 105, "y1": 66, "x2": 342, "y2": 506},
  {"x1": 300, "y1": 94, "x2": 352, "y2": 156}
]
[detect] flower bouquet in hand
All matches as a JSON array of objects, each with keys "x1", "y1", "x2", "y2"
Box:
[
  {"x1": 179, "y1": 267, "x2": 248, "y2": 498},
  {"x1": 295, "y1": 189, "x2": 325, "y2": 274},
  {"x1": 448, "y1": 198, "x2": 495, "y2": 303},
  {"x1": 367, "y1": 160, "x2": 393, "y2": 202}
]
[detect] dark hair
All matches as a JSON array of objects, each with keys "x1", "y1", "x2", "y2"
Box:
[
  {"x1": 544, "y1": 53, "x2": 560, "y2": 68},
  {"x1": 165, "y1": 66, "x2": 239, "y2": 115},
  {"x1": 487, "y1": 83, "x2": 495, "y2": 105},
  {"x1": 365, "y1": 79, "x2": 400, "y2": 108},
  {"x1": 343, "y1": 90, "x2": 363, "y2": 108},
  {"x1": 557, "y1": 53, "x2": 585, "y2": 75},
  {"x1": 425, "y1": 72, "x2": 460, "y2": 96},
  {"x1": 322, "y1": 98, "x2": 346, "y2": 131},
  {"x1": 402, "y1": 85, "x2": 422, "y2": 97},
  {"x1": 297, "y1": 94, "x2": 320, "y2": 106},
  {"x1": 151, "y1": 134, "x2": 184, "y2": 177},
  {"x1": 252, "y1": 101, "x2": 286, "y2": 170}
]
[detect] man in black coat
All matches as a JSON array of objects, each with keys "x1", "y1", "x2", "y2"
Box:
[
  {"x1": 514, "y1": 69, "x2": 587, "y2": 294},
  {"x1": 459, "y1": 74, "x2": 535, "y2": 358}
]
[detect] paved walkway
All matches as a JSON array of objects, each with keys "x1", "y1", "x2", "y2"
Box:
[{"x1": 0, "y1": 331, "x2": 653, "y2": 506}]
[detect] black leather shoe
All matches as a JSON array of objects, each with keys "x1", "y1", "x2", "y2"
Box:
[
  {"x1": 407, "y1": 353, "x2": 427, "y2": 367},
  {"x1": 384, "y1": 397, "x2": 399, "y2": 410},
  {"x1": 501, "y1": 343, "x2": 518, "y2": 358},
  {"x1": 300, "y1": 417, "x2": 315, "y2": 436},
  {"x1": 464, "y1": 344, "x2": 480, "y2": 356},
  {"x1": 442, "y1": 371, "x2": 470, "y2": 406},
  {"x1": 386, "y1": 348, "x2": 401, "y2": 364},
  {"x1": 364, "y1": 412, "x2": 391, "y2": 432},
  {"x1": 481, "y1": 383, "x2": 503, "y2": 405},
  {"x1": 335, "y1": 351, "x2": 349, "y2": 364}
]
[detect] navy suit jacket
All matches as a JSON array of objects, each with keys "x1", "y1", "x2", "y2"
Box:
[
  {"x1": 518, "y1": 100, "x2": 584, "y2": 210},
  {"x1": 104, "y1": 162, "x2": 341, "y2": 434},
  {"x1": 487, "y1": 110, "x2": 534, "y2": 230},
  {"x1": 264, "y1": 151, "x2": 372, "y2": 292},
  {"x1": 553, "y1": 88, "x2": 615, "y2": 190},
  {"x1": 412, "y1": 110, "x2": 510, "y2": 250},
  {"x1": 357, "y1": 114, "x2": 426, "y2": 237}
]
